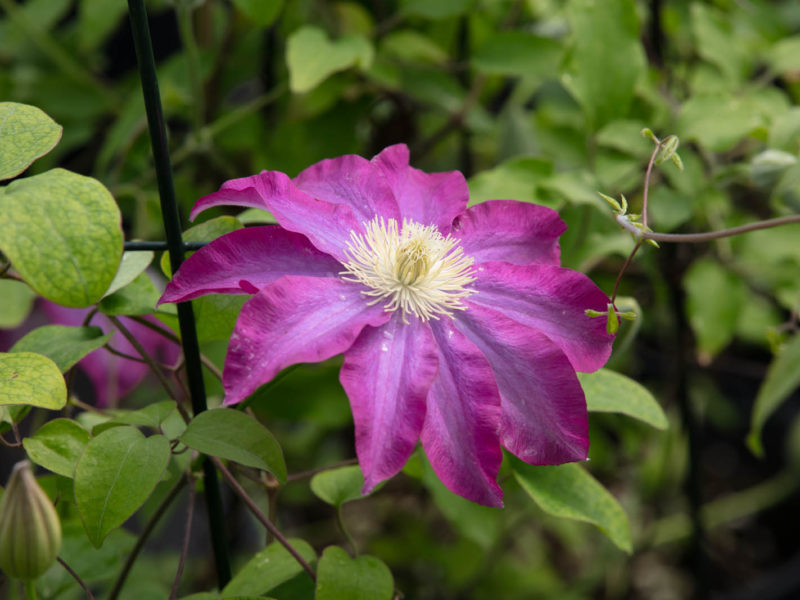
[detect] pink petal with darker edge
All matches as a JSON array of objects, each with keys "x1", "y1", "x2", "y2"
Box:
[
  {"x1": 340, "y1": 314, "x2": 438, "y2": 494},
  {"x1": 448, "y1": 200, "x2": 565, "y2": 266},
  {"x1": 295, "y1": 153, "x2": 400, "y2": 224},
  {"x1": 190, "y1": 171, "x2": 361, "y2": 262},
  {"x1": 470, "y1": 261, "x2": 614, "y2": 372},
  {"x1": 421, "y1": 317, "x2": 504, "y2": 507},
  {"x1": 456, "y1": 303, "x2": 588, "y2": 465},
  {"x1": 222, "y1": 276, "x2": 390, "y2": 405},
  {"x1": 372, "y1": 144, "x2": 468, "y2": 229},
  {"x1": 160, "y1": 226, "x2": 341, "y2": 304}
]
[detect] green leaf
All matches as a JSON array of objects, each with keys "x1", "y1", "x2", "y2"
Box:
[
  {"x1": 0, "y1": 352, "x2": 66, "y2": 410},
  {"x1": 160, "y1": 216, "x2": 242, "y2": 278},
  {"x1": 231, "y1": 0, "x2": 283, "y2": 27},
  {"x1": 684, "y1": 258, "x2": 746, "y2": 360},
  {"x1": 103, "y1": 250, "x2": 154, "y2": 298},
  {"x1": 563, "y1": 0, "x2": 645, "y2": 129},
  {"x1": 286, "y1": 26, "x2": 373, "y2": 94},
  {"x1": 512, "y1": 459, "x2": 632, "y2": 553},
  {"x1": 10, "y1": 325, "x2": 112, "y2": 373},
  {"x1": 767, "y1": 36, "x2": 800, "y2": 75},
  {"x1": 78, "y1": 0, "x2": 127, "y2": 51},
  {"x1": 23, "y1": 418, "x2": 90, "y2": 478},
  {"x1": 471, "y1": 31, "x2": 561, "y2": 78},
  {"x1": 193, "y1": 294, "x2": 247, "y2": 343},
  {"x1": 748, "y1": 334, "x2": 800, "y2": 456},
  {"x1": 399, "y1": 0, "x2": 472, "y2": 19},
  {"x1": 92, "y1": 401, "x2": 178, "y2": 436},
  {"x1": 0, "y1": 169, "x2": 123, "y2": 307},
  {"x1": 0, "y1": 280, "x2": 36, "y2": 328},
  {"x1": 311, "y1": 466, "x2": 365, "y2": 507},
  {"x1": 690, "y1": 3, "x2": 748, "y2": 84},
  {"x1": 222, "y1": 538, "x2": 316, "y2": 596},
  {"x1": 315, "y1": 546, "x2": 393, "y2": 600},
  {"x1": 74, "y1": 426, "x2": 171, "y2": 547},
  {"x1": 0, "y1": 102, "x2": 62, "y2": 180},
  {"x1": 467, "y1": 157, "x2": 554, "y2": 207},
  {"x1": 98, "y1": 272, "x2": 160, "y2": 316},
  {"x1": 180, "y1": 409, "x2": 287, "y2": 482},
  {"x1": 578, "y1": 369, "x2": 668, "y2": 430},
  {"x1": 235, "y1": 208, "x2": 277, "y2": 225},
  {"x1": 420, "y1": 454, "x2": 502, "y2": 549}
]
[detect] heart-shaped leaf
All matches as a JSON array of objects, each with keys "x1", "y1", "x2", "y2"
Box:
[
  {"x1": 180, "y1": 409, "x2": 286, "y2": 482},
  {"x1": 311, "y1": 466, "x2": 365, "y2": 507},
  {"x1": 512, "y1": 458, "x2": 632, "y2": 553},
  {"x1": 0, "y1": 169, "x2": 123, "y2": 307},
  {"x1": 286, "y1": 26, "x2": 373, "y2": 93},
  {"x1": 222, "y1": 538, "x2": 316, "y2": 596},
  {"x1": 315, "y1": 546, "x2": 393, "y2": 600},
  {"x1": 23, "y1": 418, "x2": 90, "y2": 478},
  {"x1": 0, "y1": 102, "x2": 62, "y2": 180},
  {"x1": 0, "y1": 352, "x2": 66, "y2": 410},
  {"x1": 74, "y1": 426, "x2": 170, "y2": 547},
  {"x1": 11, "y1": 325, "x2": 112, "y2": 373},
  {"x1": 578, "y1": 369, "x2": 668, "y2": 429}
]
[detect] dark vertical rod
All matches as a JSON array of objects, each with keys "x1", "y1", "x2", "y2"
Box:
[{"x1": 126, "y1": 0, "x2": 232, "y2": 587}]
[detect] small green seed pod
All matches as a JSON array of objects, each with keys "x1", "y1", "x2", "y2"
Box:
[{"x1": 0, "y1": 460, "x2": 62, "y2": 580}]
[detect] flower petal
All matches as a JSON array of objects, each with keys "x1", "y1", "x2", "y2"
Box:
[
  {"x1": 421, "y1": 317, "x2": 503, "y2": 507},
  {"x1": 456, "y1": 303, "x2": 589, "y2": 465},
  {"x1": 470, "y1": 261, "x2": 614, "y2": 372},
  {"x1": 160, "y1": 226, "x2": 341, "y2": 304},
  {"x1": 190, "y1": 171, "x2": 361, "y2": 261},
  {"x1": 372, "y1": 144, "x2": 468, "y2": 229},
  {"x1": 340, "y1": 315, "x2": 438, "y2": 493},
  {"x1": 295, "y1": 153, "x2": 400, "y2": 224},
  {"x1": 222, "y1": 277, "x2": 390, "y2": 405},
  {"x1": 448, "y1": 200, "x2": 565, "y2": 266}
]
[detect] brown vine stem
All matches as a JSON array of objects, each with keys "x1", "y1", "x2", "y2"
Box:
[
  {"x1": 127, "y1": 315, "x2": 223, "y2": 381},
  {"x1": 169, "y1": 472, "x2": 196, "y2": 600},
  {"x1": 616, "y1": 213, "x2": 800, "y2": 244},
  {"x1": 211, "y1": 457, "x2": 316, "y2": 581},
  {"x1": 107, "y1": 315, "x2": 179, "y2": 401},
  {"x1": 108, "y1": 473, "x2": 189, "y2": 600},
  {"x1": 57, "y1": 557, "x2": 95, "y2": 600}
]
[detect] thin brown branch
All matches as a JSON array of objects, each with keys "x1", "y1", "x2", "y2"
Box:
[
  {"x1": 57, "y1": 557, "x2": 95, "y2": 600},
  {"x1": 616, "y1": 214, "x2": 800, "y2": 244},
  {"x1": 108, "y1": 473, "x2": 189, "y2": 600},
  {"x1": 169, "y1": 473, "x2": 196, "y2": 600},
  {"x1": 107, "y1": 315, "x2": 179, "y2": 401},
  {"x1": 211, "y1": 457, "x2": 316, "y2": 581}
]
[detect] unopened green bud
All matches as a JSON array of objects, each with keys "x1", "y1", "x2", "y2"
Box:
[
  {"x1": 655, "y1": 135, "x2": 680, "y2": 165},
  {"x1": 606, "y1": 303, "x2": 619, "y2": 335},
  {"x1": 640, "y1": 128, "x2": 658, "y2": 143},
  {"x1": 0, "y1": 461, "x2": 62, "y2": 580}
]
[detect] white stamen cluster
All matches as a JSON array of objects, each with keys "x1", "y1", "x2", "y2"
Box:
[{"x1": 341, "y1": 216, "x2": 476, "y2": 322}]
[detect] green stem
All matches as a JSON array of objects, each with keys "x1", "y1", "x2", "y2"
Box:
[
  {"x1": 336, "y1": 506, "x2": 359, "y2": 556},
  {"x1": 23, "y1": 580, "x2": 37, "y2": 600},
  {"x1": 126, "y1": 0, "x2": 231, "y2": 587},
  {"x1": 176, "y1": 0, "x2": 205, "y2": 131}
]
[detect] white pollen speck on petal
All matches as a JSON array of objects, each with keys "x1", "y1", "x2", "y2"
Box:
[
  {"x1": 339, "y1": 216, "x2": 476, "y2": 322},
  {"x1": 380, "y1": 343, "x2": 389, "y2": 352}
]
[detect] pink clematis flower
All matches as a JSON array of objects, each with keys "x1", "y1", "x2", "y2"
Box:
[{"x1": 160, "y1": 145, "x2": 614, "y2": 506}]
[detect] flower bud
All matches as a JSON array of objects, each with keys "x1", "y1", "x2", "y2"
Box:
[{"x1": 0, "y1": 461, "x2": 62, "y2": 580}]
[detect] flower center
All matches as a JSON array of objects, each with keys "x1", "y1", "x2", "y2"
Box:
[{"x1": 341, "y1": 216, "x2": 476, "y2": 322}]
